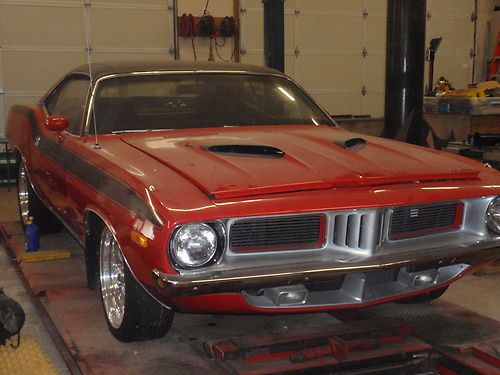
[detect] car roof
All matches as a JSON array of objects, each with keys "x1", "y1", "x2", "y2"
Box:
[{"x1": 69, "y1": 60, "x2": 282, "y2": 79}]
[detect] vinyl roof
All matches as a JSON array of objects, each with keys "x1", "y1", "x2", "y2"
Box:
[{"x1": 69, "y1": 60, "x2": 281, "y2": 79}]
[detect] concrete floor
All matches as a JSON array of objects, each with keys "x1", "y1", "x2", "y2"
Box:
[
  {"x1": 0, "y1": 186, "x2": 18, "y2": 223},
  {"x1": 0, "y1": 185, "x2": 499, "y2": 374},
  {"x1": 0, "y1": 242, "x2": 71, "y2": 374},
  {"x1": 0, "y1": 186, "x2": 71, "y2": 374},
  {"x1": 443, "y1": 269, "x2": 500, "y2": 321}
]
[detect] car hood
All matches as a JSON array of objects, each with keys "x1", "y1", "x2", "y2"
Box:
[{"x1": 120, "y1": 126, "x2": 480, "y2": 200}]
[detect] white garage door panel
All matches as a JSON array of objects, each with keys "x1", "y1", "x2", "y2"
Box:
[
  {"x1": 296, "y1": 15, "x2": 363, "y2": 51},
  {"x1": 178, "y1": 0, "x2": 232, "y2": 16},
  {"x1": 240, "y1": 6, "x2": 294, "y2": 74},
  {"x1": 241, "y1": 53, "x2": 263, "y2": 66},
  {"x1": 366, "y1": 0, "x2": 387, "y2": 14},
  {"x1": 365, "y1": 13, "x2": 386, "y2": 112},
  {"x1": 2, "y1": 51, "x2": 86, "y2": 92},
  {"x1": 363, "y1": 94, "x2": 384, "y2": 117},
  {"x1": 434, "y1": 57, "x2": 472, "y2": 88},
  {"x1": 92, "y1": 52, "x2": 169, "y2": 62},
  {"x1": 92, "y1": 0, "x2": 169, "y2": 5},
  {"x1": 243, "y1": 12, "x2": 264, "y2": 51},
  {"x1": 296, "y1": 0, "x2": 363, "y2": 14},
  {"x1": 427, "y1": 19, "x2": 473, "y2": 52},
  {"x1": 297, "y1": 55, "x2": 362, "y2": 91},
  {"x1": 91, "y1": 8, "x2": 169, "y2": 49},
  {"x1": 426, "y1": 0, "x2": 474, "y2": 91},
  {"x1": 3, "y1": 96, "x2": 42, "y2": 112},
  {"x1": 366, "y1": 15, "x2": 387, "y2": 52},
  {"x1": 245, "y1": 0, "x2": 263, "y2": 9},
  {"x1": 0, "y1": 1, "x2": 174, "y2": 135},
  {"x1": 364, "y1": 55, "x2": 386, "y2": 90},
  {"x1": 285, "y1": 54, "x2": 295, "y2": 78},
  {"x1": 313, "y1": 93, "x2": 361, "y2": 116},
  {"x1": 0, "y1": 5, "x2": 84, "y2": 47},
  {"x1": 427, "y1": 0, "x2": 473, "y2": 16},
  {"x1": 284, "y1": 14, "x2": 295, "y2": 52},
  {"x1": 293, "y1": 1, "x2": 365, "y2": 117}
]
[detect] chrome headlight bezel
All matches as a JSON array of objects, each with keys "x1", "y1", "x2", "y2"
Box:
[
  {"x1": 169, "y1": 221, "x2": 225, "y2": 269},
  {"x1": 486, "y1": 196, "x2": 500, "y2": 235}
]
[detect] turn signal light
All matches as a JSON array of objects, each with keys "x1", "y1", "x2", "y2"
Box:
[{"x1": 131, "y1": 230, "x2": 148, "y2": 248}]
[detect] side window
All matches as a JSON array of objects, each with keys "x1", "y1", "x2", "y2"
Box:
[{"x1": 45, "y1": 77, "x2": 90, "y2": 134}]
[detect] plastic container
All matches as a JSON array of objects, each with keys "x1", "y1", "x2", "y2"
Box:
[
  {"x1": 424, "y1": 96, "x2": 500, "y2": 115},
  {"x1": 25, "y1": 216, "x2": 40, "y2": 252}
]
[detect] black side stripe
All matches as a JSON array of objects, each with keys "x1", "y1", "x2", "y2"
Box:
[{"x1": 11, "y1": 106, "x2": 163, "y2": 227}]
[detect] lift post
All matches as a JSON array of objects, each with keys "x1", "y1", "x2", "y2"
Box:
[
  {"x1": 384, "y1": 0, "x2": 427, "y2": 144},
  {"x1": 263, "y1": 0, "x2": 285, "y2": 73}
]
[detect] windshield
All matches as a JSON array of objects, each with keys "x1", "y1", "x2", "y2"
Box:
[{"x1": 91, "y1": 73, "x2": 334, "y2": 134}]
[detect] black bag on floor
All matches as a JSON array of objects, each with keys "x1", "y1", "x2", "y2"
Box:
[{"x1": 0, "y1": 288, "x2": 25, "y2": 347}]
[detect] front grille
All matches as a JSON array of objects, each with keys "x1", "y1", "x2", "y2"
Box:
[
  {"x1": 332, "y1": 211, "x2": 383, "y2": 252},
  {"x1": 365, "y1": 269, "x2": 399, "y2": 285},
  {"x1": 230, "y1": 214, "x2": 325, "y2": 252},
  {"x1": 389, "y1": 201, "x2": 462, "y2": 240}
]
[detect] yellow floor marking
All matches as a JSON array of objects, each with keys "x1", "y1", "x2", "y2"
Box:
[
  {"x1": 21, "y1": 250, "x2": 71, "y2": 263},
  {"x1": 0, "y1": 336, "x2": 59, "y2": 375}
]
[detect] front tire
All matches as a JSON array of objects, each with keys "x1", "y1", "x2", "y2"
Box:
[
  {"x1": 17, "y1": 160, "x2": 62, "y2": 234},
  {"x1": 98, "y1": 225, "x2": 173, "y2": 342}
]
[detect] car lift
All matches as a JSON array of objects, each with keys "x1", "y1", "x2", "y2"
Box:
[
  {"x1": 204, "y1": 315, "x2": 499, "y2": 375},
  {"x1": 0, "y1": 217, "x2": 499, "y2": 375},
  {"x1": 205, "y1": 319, "x2": 435, "y2": 374}
]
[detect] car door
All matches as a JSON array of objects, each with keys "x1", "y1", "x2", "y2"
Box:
[{"x1": 32, "y1": 75, "x2": 90, "y2": 223}]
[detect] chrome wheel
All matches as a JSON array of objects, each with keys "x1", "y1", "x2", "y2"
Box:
[
  {"x1": 18, "y1": 162, "x2": 30, "y2": 225},
  {"x1": 99, "y1": 226, "x2": 126, "y2": 329}
]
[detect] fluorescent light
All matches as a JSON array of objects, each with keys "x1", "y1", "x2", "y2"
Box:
[{"x1": 277, "y1": 86, "x2": 296, "y2": 101}]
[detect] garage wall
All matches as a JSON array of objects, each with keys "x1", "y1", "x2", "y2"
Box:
[
  {"x1": 240, "y1": 0, "x2": 479, "y2": 118},
  {"x1": 0, "y1": 0, "x2": 175, "y2": 136}
]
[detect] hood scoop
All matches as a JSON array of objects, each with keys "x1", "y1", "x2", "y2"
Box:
[
  {"x1": 344, "y1": 137, "x2": 368, "y2": 151},
  {"x1": 205, "y1": 144, "x2": 285, "y2": 158},
  {"x1": 334, "y1": 137, "x2": 368, "y2": 152}
]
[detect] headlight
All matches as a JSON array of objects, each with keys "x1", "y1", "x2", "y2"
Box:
[
  {"x1": 170, "y1": 223, "x2": 219, "y2": 268},
  {"x1": 486, "y1": 197, "x2": 500, "y2": 234}
]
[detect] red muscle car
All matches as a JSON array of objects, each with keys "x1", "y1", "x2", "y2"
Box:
[{"x1": 6, "y1": 61, "x2": 500, "y2": 342}]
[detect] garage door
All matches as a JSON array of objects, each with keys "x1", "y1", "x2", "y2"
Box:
[
  {"x1": 240, "y1": 0, "x2": 389, "y2": 117},
  {"x1": 240, "y1": 0, "x2": 475, "y2": 118},
  {"x1": 426, "y1": 0, "x2": 476, "y2": 90},
  {"x1": 0, "y1": 0, "x2": 175, "y2": 136}
]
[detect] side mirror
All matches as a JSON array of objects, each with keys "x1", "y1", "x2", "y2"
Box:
[{"x1": 45, "y1": 115, "x2": 69, "y2": 132}]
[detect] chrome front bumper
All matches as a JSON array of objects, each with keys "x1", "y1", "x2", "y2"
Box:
[{"x1": 152, "y1": 239, "x2": 500, "y2": 298}]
